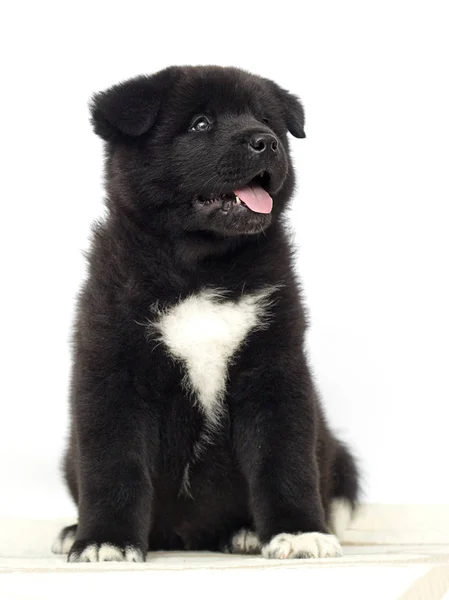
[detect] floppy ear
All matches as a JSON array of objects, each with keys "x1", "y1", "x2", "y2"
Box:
[
  {"x1": 272, "y1": 84, "x2": 306, "y2": 139},
  {"x1": 90, "y1": 68, "x2": 175, "y2": 141},
  {"x1": 282, "y1": 90, "x2": 306, "y2": 138}
]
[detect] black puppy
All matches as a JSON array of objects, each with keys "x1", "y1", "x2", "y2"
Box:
[{"x1": 52, "y1": 66, "x2": 359, "y2": 562}]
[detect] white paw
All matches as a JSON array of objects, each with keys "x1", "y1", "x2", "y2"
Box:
[
  {"x1": 68, "y1": 543, "x2": 144, "y2": 563},
  {"x1": 262, "y1": 532, "x2": 343, "y2": 559},
  {"x1": 228, "y1": 529, "x2": 261, "y2": 554},
  {"x1": 51, "y1": 527, "x2": 76, "y2": 554}
]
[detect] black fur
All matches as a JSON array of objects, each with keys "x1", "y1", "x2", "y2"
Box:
[{"x1": 60, "y1": 66, "x2": 359, "y2": 560}]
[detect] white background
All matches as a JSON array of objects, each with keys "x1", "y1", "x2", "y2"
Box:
[{"x1": 1, "y1": 0, "x2": 448, "y2": 517}]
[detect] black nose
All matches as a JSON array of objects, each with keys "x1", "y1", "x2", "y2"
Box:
[{"x1": 248, "y1": 132, "x2": 278, "y2": 154}]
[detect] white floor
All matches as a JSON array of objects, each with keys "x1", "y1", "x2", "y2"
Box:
[{"x1": 1, "y1": 516, "x2": 449, "y2": 600}]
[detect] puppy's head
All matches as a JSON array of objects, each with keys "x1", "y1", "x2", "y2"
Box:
[{"x1": 91, "y1": 66, "x2": 305, "y2": 237}]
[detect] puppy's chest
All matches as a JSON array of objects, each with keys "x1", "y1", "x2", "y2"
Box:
[{"x1": 149, "y1": 288, "x2": 274, "y2": 423}]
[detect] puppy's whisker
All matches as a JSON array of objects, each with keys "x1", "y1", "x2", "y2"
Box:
[
  {"x1": 217, "y1": 177, "x2": 231, "y2": 198},
  {"x1": 201, "y1": 172, "x2": 227, "y2": 196}
]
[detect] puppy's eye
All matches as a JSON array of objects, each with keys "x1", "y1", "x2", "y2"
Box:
[
  {"x1": 261, "y1": 117, "x2": 270, "y2": 125},
  {"x1": 189, "y1": 116, "x2": 212, "y2": 132}
]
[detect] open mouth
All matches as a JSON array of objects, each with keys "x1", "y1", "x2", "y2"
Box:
[{"x1": 195, "y1": 171, "x2": 273, "y2": 214}]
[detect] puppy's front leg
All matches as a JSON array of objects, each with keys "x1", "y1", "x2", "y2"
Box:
[
  {"x1": 232, "y1": 358, "x2": 342, "y2": 559},
  {"x1": 67, "y1": 370, "x2": 157, "y2": 563}
]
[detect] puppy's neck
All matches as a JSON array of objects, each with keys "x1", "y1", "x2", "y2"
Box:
[
  {"x1": 172, "y1": 231, "x2": 248, "y2": 267},
  {"x1": 108, "y1": 200, "x2": 262, "y2": 269}
]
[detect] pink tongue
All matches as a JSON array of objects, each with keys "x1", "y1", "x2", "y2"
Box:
[{"x1": 234, "y1": 185, "x2": 273, "y2": 214}]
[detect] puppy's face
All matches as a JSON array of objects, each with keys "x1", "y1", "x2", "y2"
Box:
[{"x1": 91, "y1": 67, "x2": 305, "y2": 237}]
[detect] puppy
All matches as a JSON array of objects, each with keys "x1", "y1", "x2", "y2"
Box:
[{"x1": 52, "y1": 66, "x2": 359, "y2": 562}]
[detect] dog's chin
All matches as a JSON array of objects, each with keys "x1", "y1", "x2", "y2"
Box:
[{"x1": 192, "y1": 198, "x2": 273, "y2": 237}]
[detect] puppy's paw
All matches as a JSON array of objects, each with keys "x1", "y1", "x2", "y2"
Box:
[
  {"x1": 262, "y1": 532, "x2": 342, "y2": 560},
  {"x1": 67, "y1": 540, "x2": 145, "y2": 563},
  {"x1": 224, "y1": 529, "x2": 261, "y2": 555},
  {"x1": 51, "y1": 524, "x2": 77, "y2": 555}
]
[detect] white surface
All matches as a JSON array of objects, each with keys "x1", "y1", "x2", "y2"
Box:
[
  {"x1": 1, "y1": 518, "x2": 449, "y2": 600},
  {"x1": 1, "y1": 0, "x2": 449, "y2": 517},
  {"x1": 0, "y1": 567, "x2": 437, "y2": 600}
]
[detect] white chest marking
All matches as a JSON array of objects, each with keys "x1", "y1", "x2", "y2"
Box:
[{"x1": 151, "y1": 288, "x2": 275, "y2": 424}]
